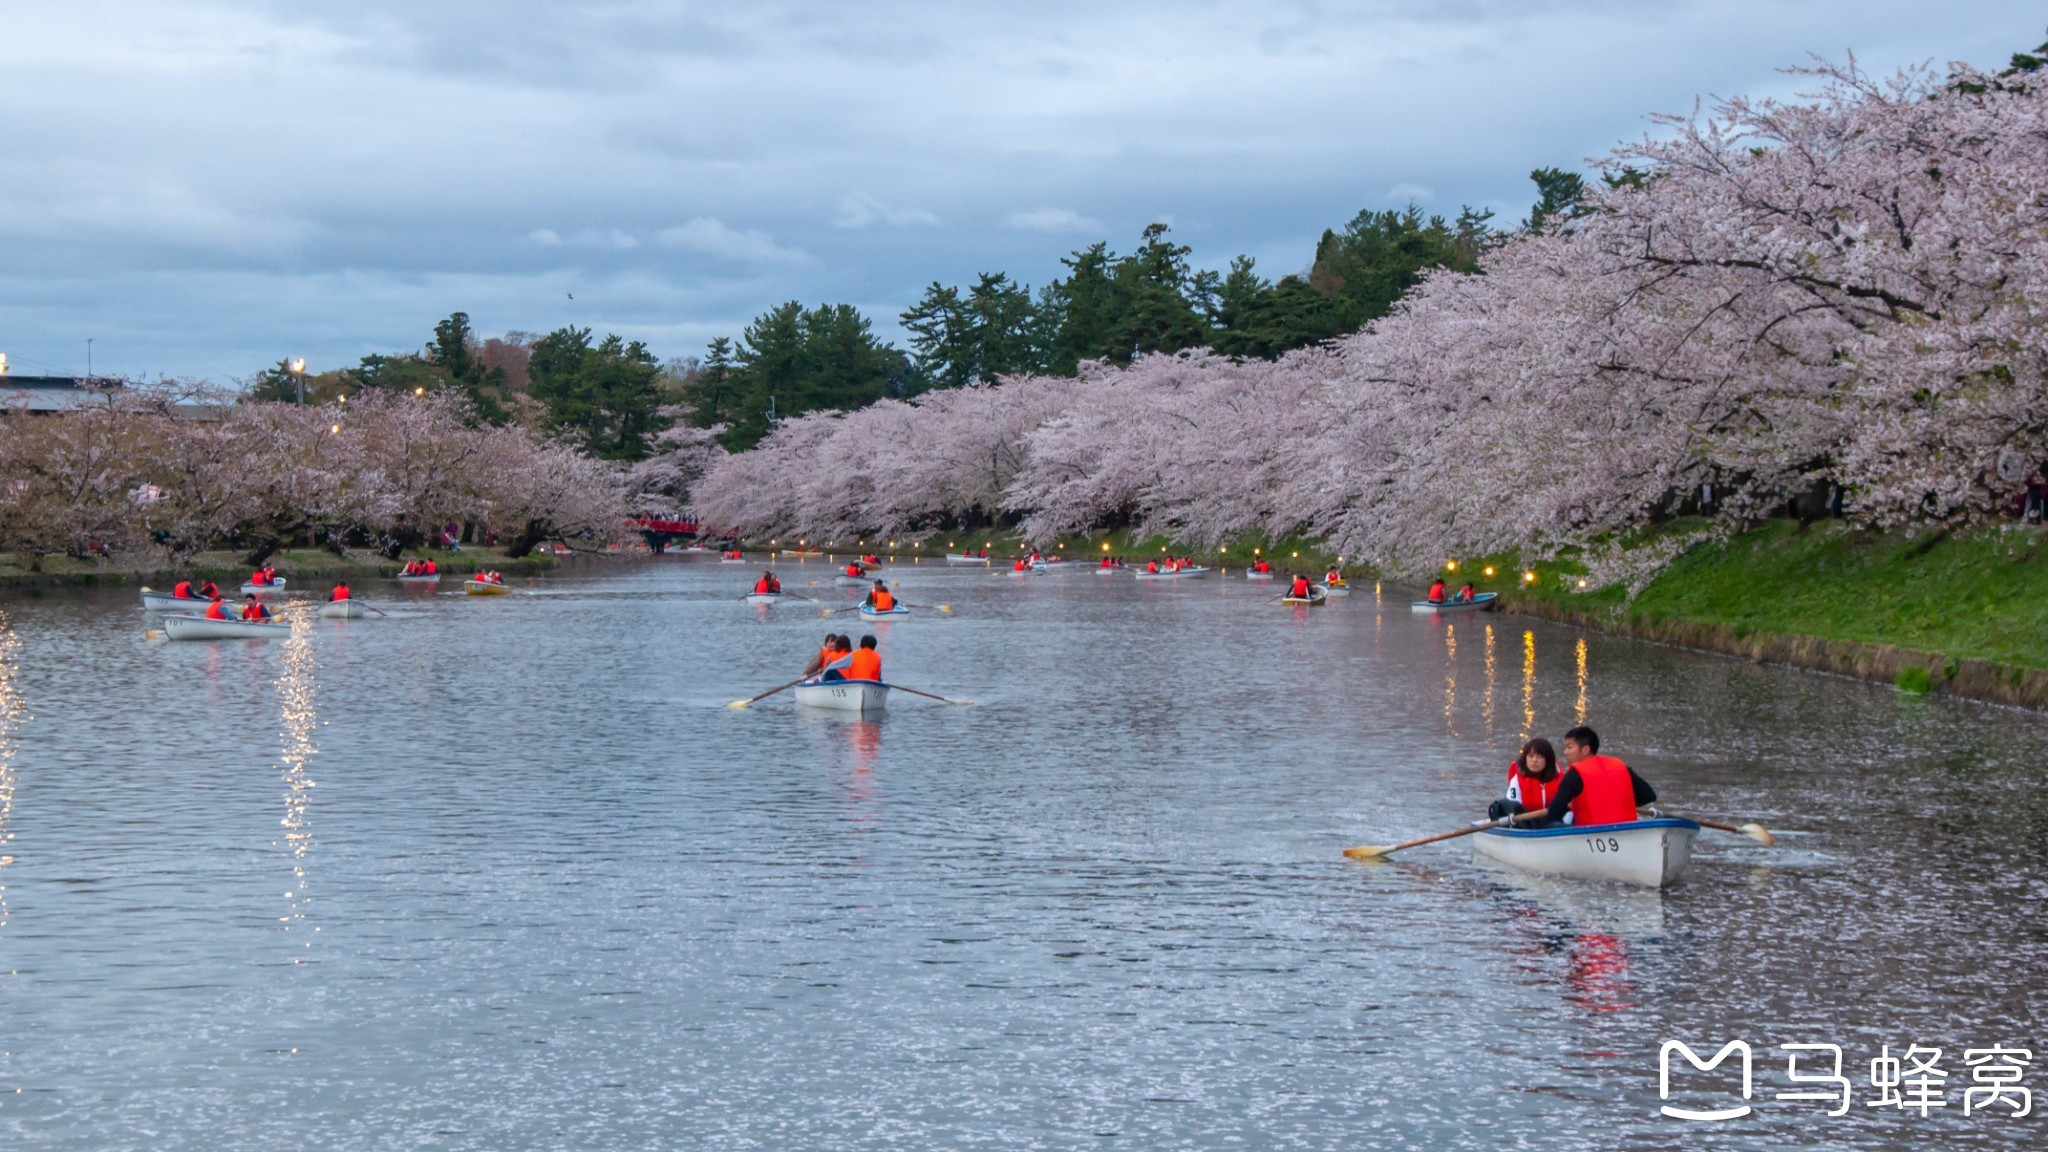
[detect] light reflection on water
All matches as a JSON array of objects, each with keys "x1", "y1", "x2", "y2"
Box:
[
  {"x1": 0, "y1": 609, "x2": 22, "y2": 956},
  {"x1": 275, "y1": 614, "x2": 316, "y2": 955},
  {"x1": 0, "y1": 563, "x2": 2041, "y2": 1151}
]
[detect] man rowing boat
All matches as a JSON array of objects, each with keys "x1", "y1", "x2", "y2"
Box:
[
  {"x1": 1529, "y1": 726, "x2": 1657, "y2": 827},
  {"x1": 864, "y1": 580, "x2": 895, "y2": 612}
]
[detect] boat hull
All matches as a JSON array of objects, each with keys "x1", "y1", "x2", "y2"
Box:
[
  {"x1": 395, "y1": 574, "x2": 441, "y2": 584},
  {"x1": 1411, "y1": 592, "x2": 1498, "y2": 613},
  {"x1": 1473, "y1": 818, "x2": 1701, "y2": 888},
  {"x1": 318, "y1": 600, "x2": 368, "y2": 619},
  {"x1": 140, "y1": 589, "x2": 216, "y2": 612},
  {"x1": 793, "y1": 679, "x2": 890, "y2": 712},
  {"x1": 944, "y1": 554, "x2": 990, "y2": 564},
  {"x1": 241, "y1": 580, "x2": 287, "y2": 596},
  {"x1": 1280, "y1": 592, "x2": 1327, "y2": 607},
  {"x1": 779, "y1": 550, "x2": 822, "y2": 558},
  {"x1": 464, "y1": 580, "x2": 510, "y2": 596},
  {"x1": 1324, "y1": 583, "x2": 1352, "y2": 596},
  {"x1": 162, "y1": 614, "x2": 291, "y2": 641},
  {"x1": 1245, "y1": 572, "x2": 1274, "y2": 581},
  {"x1": 834, "y1": 575, "x2": 873, "y2": 587},
  {"x1": 859, "y1": 606, "x2": 910, "y2": 619},
  {"x1": 744, "y1": 592, "x2": 784, "y2": 605}
]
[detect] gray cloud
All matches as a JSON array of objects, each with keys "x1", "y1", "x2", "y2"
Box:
[{"x1": 0, "y1": 0, "x2": 2038, "y2": 379}]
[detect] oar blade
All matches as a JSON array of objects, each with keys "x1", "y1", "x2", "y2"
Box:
[
  {"x1": 1737, "y1": 822, "x2": 1776, "y2": 846},
  {"x1": 1342, "y1": 845, "x2": 1391, "y2": 860},
  {"x1": 726, "y1": 699, "x2": 750, "y2": 709}
]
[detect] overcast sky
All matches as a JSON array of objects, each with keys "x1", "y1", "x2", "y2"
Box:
[{"x1": 1, "y1": 1, "x2": 2039, "y2": 382}]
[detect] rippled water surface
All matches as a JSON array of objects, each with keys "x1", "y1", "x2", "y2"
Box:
[{"x1": 0, "y1": 558, "x2": 2042, "y2": 1150}]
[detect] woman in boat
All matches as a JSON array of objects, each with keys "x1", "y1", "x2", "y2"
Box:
[
  {"x1": 1427, "y1": 578, "x2": 1446, "y2": 603},
  {"x1": 329, "y1": 581, "x2": 351, "y2": 601},
  {"x1": 1288, "y1": 574, "x2": 1313, "y2": 599},
  {"x1": 1457, "y1": 582, "x2": 1476, "y2": 602},
  {"x1": 173, "y1": 579, "x2": 195, "y2": 599},
  {"x1": 864, "y1": 581, "x2": 895, "y2": 612},
  {"x1": 754, "y1": 571, "x2": 780, "y2": 594},
  {"x1": 1488, "y1": 738, "x2": 1564, "y2": 826},
  {"x1": 205, "y1": 596, "x2": 231, "y2": 620},
  {"x1": 804, "y1": 633, "x2": 845, "y2": 677},
  {"x1": 1325, "y1": 567, "x2": 1343, "y2": 586},
  {"x1": 846, "y1": 561, "x2": 865, "y2": 578},
  {"x1": 1530, "y1": 726, "x2": 1658, "y2": 827}
]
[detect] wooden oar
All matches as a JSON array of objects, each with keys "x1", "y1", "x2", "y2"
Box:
[
  {"x1": 1343, "y1": 809, "x2": 1549, "y2": 860},
  {"x1": 889, "y1": 683, "x2": 972, "y2": 705},
  {"x1": 897, "y1": 601, "x2": 952, "y2": 613},
  {"x1": 727, "y1": 676, "x2": 808, "y2": 709},
  {"x1": 1678, "y1": 815, "x2": 1776, "y2": 846}
]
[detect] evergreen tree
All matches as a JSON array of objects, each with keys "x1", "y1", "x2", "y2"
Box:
[
  {"x1": 715, "y1": 303, "x2": 907, "y2": 450},
  {"x1": 526, "y1": 326, "x2": 666, "y2": 459}
]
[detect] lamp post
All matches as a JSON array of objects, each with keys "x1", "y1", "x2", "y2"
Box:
[{"x1": 289, "y1": 358, "x2": 307, "y2": 405}]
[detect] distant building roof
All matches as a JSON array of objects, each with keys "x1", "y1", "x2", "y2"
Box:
[{"x1": 0, "y1": 375, "x2": 127, "y2": 412}]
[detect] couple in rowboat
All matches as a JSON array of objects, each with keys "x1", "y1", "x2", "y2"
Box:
[
  {"x1": 802, "y1": 633, "x2": 882, "y2": 682},
  {"x1": 1488, "y1": 726, "x2": 1657, "y2": 829}
]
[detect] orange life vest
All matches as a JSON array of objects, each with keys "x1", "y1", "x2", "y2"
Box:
[
  {"x1": 174, "y1": 581, "x2": 193, "y2": 598},
  {"x1": 847, "y1": 648, "x2": 882, "y2": 681},
  {"x1": 872, "y1": 589, "x2": 894, "y2": 611},
  {"x1": 754, "y1": 578, "x2": 773, "y2": 594},
  {"x1": 206, "y1": 600, "x2": 228, "y2": 620},
  {"x1": 426, "y1": 561, "x2": 437, "y2": 574},
  {"x1": 1568, "y1": 755, "x2": 1640, "y2": 827},
  {"x1": 1428, "y1": 581, "x2": 1446, "y2": 601},
  {"x1": 1507, "y1": 762, "x2": 1562, "y2": 811},
  {"x1": 330, "y1": 584, "x2": 350, "y2": 601},
  {"x1": 847, "y1": 564, "x2": 862, "y2": 577},
  {"x1": 1290, "y1": 577, "x2": 1311, "y2": 597},
  {"x1": 241, "y1": 602, "x2": 265, "y2": 620}
]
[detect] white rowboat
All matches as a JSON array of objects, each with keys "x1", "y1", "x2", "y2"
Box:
[
  {"x1": 859, "y1": 605, "x2": 910, "y2": 619},
  {"x1": 745, "y1": 591, "x2": 785, "y2": 605},
  {"x1": 242, "y1": 580, "x2": 287, "y2": 595},
  {"x1": 793, "y1": 678, "x2": 890, "y2": 712},
  {"x1": 945, "y1": 553, "x2": 990, "y2": 564},
  {"x1": 1245, "y1": 571, "x2": 1275, "y2": 581},
  {"x1": 1411, "y1": 592, "x2": 1498, "y2": 614},
  {"x1": 162, "y1": 614, "x2": 291, "y2": 641},
  {"x1": 1472, "y1": 818, "x2": 1701, "y2": 888},
  {"x1": 1324, "y1": 582, "x2": 1352, "y2": 596},
  {"x1": 395, "y1": 573, "x2": 441, "y2": 584},
  {"x1": 139, "y1": 588, "x2": 217, "y2": 612},
  {"x1": 779, "y1": 550, "x2": 822, "y2": 558},
  {"x1": 1280, "y1": 585, "x2": 1329, "y2": 606},
  {"x1": 318, "y1": 600, "x2": 369, "y2": 619},
  {"x1": 835, "y1": 574, "x2": 873, "y2": 587}
]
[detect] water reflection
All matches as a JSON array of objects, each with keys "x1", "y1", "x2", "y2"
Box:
[
  {"x1": 1443, "y1": 621, "x2": 1458, "y2": 737},
  {"x1": 1482, "y1": 623, "x2": 1497, "y2": 737},
  {"x1": 1575, "y1": 637, "x2": 1589, "y2": 725},
  {"x1": 275, "y1": 614, "x2": 318, "y2": 957},
  {"x1": 0, "y1": 609, "x2": 22, "y2": 952},
  {"x1": 1521, "y1": 630, "x2": 1536, "y2": 740}
]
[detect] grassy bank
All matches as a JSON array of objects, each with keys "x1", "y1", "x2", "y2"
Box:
[
  {"x1": 1498, "y1": 521, "x2": 2048, "y2": 673},
  {"x1": 0, "y1": 546, "x2": 561, "y2": 592}
]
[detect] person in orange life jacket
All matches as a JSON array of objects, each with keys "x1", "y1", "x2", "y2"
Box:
[
  {"x1": 240, "y1": 594, "x2": 272, "y2": 621},
  {"x1": 1325, "y1": 568, "x2": 1343, "y2": 584},
  {"x1": 1458, "y1": 582, "x2": 1476, "y2": 602},
  {"x1": 1144, "y1": 559, "x2": 1159, "y2": 573},
  {"x1": 1532, "y1": 725, "x2": 1657, "y2": 827},
  {"x1": 843, "y1": 635, "x2": 882, "y2": 682},
  {"x1": 818, "y1": 634, "x2": 859, "y2": 680},
  {"x1": 1427, "y1": 578, "x2": 1447, "y2": 602},
  {"x1": 329, "y1": 581, "x2": 351, "y2": 601},
  {"x1": 865, "y1": 581, "x2": 894, "y2": 611},
  {"x1": 198, "y1": 580, "x2": 221, "y2": 599},
  {"x1": 1014, "y1": 558, "x2": 1029, "y2": 571},
  {"x1": 204, "y1": 596, "x2": 230, "y2": 620},
  {"x1": 846, "y1": 561, "x2": 864, "y2": 578},
  {"x1": 173, "y1": 579, "x2": 195, "y2": 599},
  {"x1": 1289, "y1": 574, "x2": 1313, "y2": 598},
  {"x1": 424, "y1": 559, "x2": 437, "y2": 575},
  {"x1": 754, "y1": 571, "x2": 780, "y2": 594},
  {"x1": 1488, "y1": 737, "x2": 1566, "y2": 824}
]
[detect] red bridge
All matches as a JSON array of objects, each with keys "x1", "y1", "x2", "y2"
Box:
[{"x1": 628, "y1": 516, "x2": 701, "y2": 535}]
